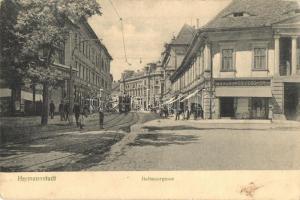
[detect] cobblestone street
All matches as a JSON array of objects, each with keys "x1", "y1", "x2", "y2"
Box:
[
  {"x1": 0, "y1": 112, "x2": 158, "y2": 171},
  {"x1": 89, "y1": 118, "x2": 300, "y2": 171}
]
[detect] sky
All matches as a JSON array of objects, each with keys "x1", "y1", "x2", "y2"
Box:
[{"x1": 89, "y1": 0, "x2": 231, "y2": 80}]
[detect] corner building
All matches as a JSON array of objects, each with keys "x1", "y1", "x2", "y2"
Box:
[
  {"x1": 120, "y1": 63, "x2": 164, "y2": 110},
  {"x1": 170, "y1": 0, "x2": 300, "y2": 120}
]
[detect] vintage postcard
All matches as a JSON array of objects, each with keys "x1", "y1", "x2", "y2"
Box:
[{"x1": 0, "y1": 0, "x2": 300, "y2": 199}]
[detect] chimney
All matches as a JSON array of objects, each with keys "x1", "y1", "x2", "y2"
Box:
[{"x1": 196, "y1": 18, "x2": 200, "y2": 29}]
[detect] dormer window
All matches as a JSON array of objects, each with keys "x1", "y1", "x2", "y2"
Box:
[
  {"x1": 225, "y1": 12, "x2": 251, "y2": 18},
  {"x1": 283, "y1": 9, "x2": 300, "y2": 15},
  {"x1": 233, "y1": 12, "x2": 244, "y2": 17}
]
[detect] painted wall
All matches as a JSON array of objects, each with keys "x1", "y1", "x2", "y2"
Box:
[
  {"x1": 212, "y1": 40, "x2": 275, "y2": 78},
  {"x1": 209, "y1": 29, "x2": 275, "y2": 79}
]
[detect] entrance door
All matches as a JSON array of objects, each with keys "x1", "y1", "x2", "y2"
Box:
[
  {"x1": 220, "y1": 97, "x2": 235, "y2": 118},
  {"x1": 280, "y1": 38, "x2": 292, "y2": 76},
  {"x1": 284, "y1": 83, "x2": 299, "y2": 120}
]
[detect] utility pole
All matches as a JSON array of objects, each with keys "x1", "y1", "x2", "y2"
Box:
[
  {"x1": 69, "y1": 32, "x2": 74, "y2": 124},
  {"x1": 147, "y1": 68, "x2": 151, "y2": 110}
]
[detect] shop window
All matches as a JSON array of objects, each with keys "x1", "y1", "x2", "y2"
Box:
[
  {"x1": 297, "y1": 49, "x2": 300, "y2": 68},
  {"x1": 74, "y1": 33, "x2": 78, "y2": 45},
  {"x1": 253, "y1": 48, "x2": 267, "y2": 70},
  {"x1": 57, "y1": 48, "x2": 65, "y2": 65},
  {"x1": 251, "y1": 98, "x2": 268, "y2": 119},
  {"x1": 82, "y1": 41, "x2": 85, "y2": 54},
  {"x1": 85, "y1": 68, "x2": 87, "y2": 81},
  {"x1": 82, "y1": 66, "x2": 85, "y2": 79},
  {"x1": 220, "y1": 97, "x2": 235, "y2": 118},
  {"x1": 75, "y1": 61, "x2": 78, "y2": 76},
  {"x1": 79, "y1": 64, "x2": 82, "y2": 78},
  {"x1": 221, "y1": 49, "x2": 234, "y2": 71},
  {"x1": 78, "y1": 37, "x2": 82, "y2": 52}
]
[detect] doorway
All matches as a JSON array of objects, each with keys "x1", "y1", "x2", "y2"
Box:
[
  {"x1": 220, "y1": 97, "x2": 235, "y2": 118},
  {"x1": 284, "y1": 83, "x2": 299, "y2": 120},
  {"x1": 279, "y1": 38, "x2": 292, "y2": 76}
]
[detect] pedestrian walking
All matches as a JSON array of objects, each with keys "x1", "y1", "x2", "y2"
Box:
[
  {"x1": 59, "y1": 101, "x2": 64, "y2": 121},
  {"x1": 181, "y1": 107, "x2": 185, "y2": 120},
  {"x1": 199, "y1": 105, "x2": 203, "y2": 119},
  {"x1": 268, "y1": 104, "x2": 273, "y2": 122},
  {"x1": 73, "y1": 102, "x2": 81, "y2": 127},
  {"x1": 49, "y1": 100, "x2": 55, "y2": 119},
  {"x1": 79, "y1": 104, "x2": 89, "y2": 129},
  {"x1": 175, "y1": 107, "x2": 180, "y2": 120},
  {"x1": 193, "y1": 108, "x2": 198, "y2": 120},
  {"x1": 98, "y1": 107, "x2": 104, "y2": 129},
  {"x1": 163, "y1": 105, "x2": 168, "y2": 118},
  {"x1": 185, "y1": 106, "x2": 190, "y2": 120},
  {"x1": 64, "y1": 102, "x2": 70, "y2": 121}
]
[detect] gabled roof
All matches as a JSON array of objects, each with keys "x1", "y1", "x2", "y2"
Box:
[
  {"x1": 161, "y1": 24, "x2": 195, "y2": 67},
  {"x1": 203, "y1": 0, "x2": 300, "y2": 30},
  {"x1": 171, "y1": 24, "x2": 196, "y2": 45},
  {"x1": 173, "y1": 46, "x2": 190, "y2": 55}
]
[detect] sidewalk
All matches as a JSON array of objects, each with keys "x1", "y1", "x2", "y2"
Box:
[
  {"x1": 141, "y1": 117, "x2": 300, "y2": 131},
  {"x1": 0, "y1": 113, "x2": 116, "y2": 144}
]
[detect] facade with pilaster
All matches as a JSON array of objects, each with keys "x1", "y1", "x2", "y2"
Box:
[
  {"x1": 66, "y1": 20, "x2": 112, "y2": 110},
  {"x1": 0, "y1": 18, "x2": 112, "y2": 115},
  {"x1": 170, "y1": 0, "x2": 300, "y2": 120},
  {"x1": 120, "y1": 63, "x2": 164, "y2": 110},
  {"x1": 161, "y1": 24, "x2": 196, "y2": 104}
]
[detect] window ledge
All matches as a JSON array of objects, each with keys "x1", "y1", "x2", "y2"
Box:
[
  {"x1": 252, "y1": 68, "x2": 269, "y2": 72},
  {"x1": 220, "y1": 70, "x2": 236, "y2": 72}
]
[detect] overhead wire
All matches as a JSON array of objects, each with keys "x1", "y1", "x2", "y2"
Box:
[{"x1": 107, "y1": 0, "x2": 131, "y2": 66}]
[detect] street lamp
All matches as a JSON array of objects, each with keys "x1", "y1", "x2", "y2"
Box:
[{"x1": 99, "y1": 88, "x2": 103, "y2": 109}]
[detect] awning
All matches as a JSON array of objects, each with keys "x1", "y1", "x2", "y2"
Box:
[
  {"x1": 0, "y1": 88, "x2": 11, "y2": 98},
  {"x1": 169, "y1": 94, "x2": 186, "y2": 104},
  {"x1": 181, "y1": 90, "x2": 199, "y2": 102},
  {"x1": 21, "y1": 91, "x2": 43, "y2": 101},
  {"x1": 164, "y1": 97, "x2": 176, "y2": 105},
  {"x1": 215, "y1": 87, "x2": 272, "y2": 97}
]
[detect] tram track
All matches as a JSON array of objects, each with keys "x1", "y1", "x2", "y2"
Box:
[
  {"x1": 2, "y1": 113, "x2": 124, "y2": 146},
  {"x1": 0, "y1": 112, "x2": 141, "y2": 171}
]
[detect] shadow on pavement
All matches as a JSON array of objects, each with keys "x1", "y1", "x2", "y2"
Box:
[
  {"x1": 142, "y1": 125, "x2": 271, "y2": 131},
  {"x1": 128, "y1": 132, "x2": 200, "y2": 147},
  {"x1": 0, "y1": 132, "x2": 125, "y2": 172}
]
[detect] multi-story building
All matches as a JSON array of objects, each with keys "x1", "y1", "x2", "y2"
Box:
[
  {"x1": 161, "y1": 24, "x2": 196, "y2": 104},
  {"x1": 111, "y1": 80, "x2": 121, "y2": 109},
  {"x1": 120, "y1": 63, "x2": 164, "y2": 110},
  {"x1": 170, "y1": 0, "x2": 300, "y2": 120},
  {"x1": 68, "y1": 20, "x2": 112, "y2": 109},
  {"x1": 0, "y1": 17, "x2": 112, "y2": 115}
]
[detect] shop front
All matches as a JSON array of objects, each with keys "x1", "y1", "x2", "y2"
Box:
[
  {"x1": 180, "y1": 90, "x2": 203, "y2": 118},
  {"x1": 215, "y1": 85, "x2": 272, "y2": 119}
]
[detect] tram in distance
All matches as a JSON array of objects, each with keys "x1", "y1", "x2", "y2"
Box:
[{"x1": 118, "y1": 95, "x2": 131, "y2": 113}]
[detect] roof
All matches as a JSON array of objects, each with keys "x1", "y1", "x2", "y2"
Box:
[
  {"x1": 161, "y1": 24, "x2": 196, "y2": 67},
  {"x1": 111, "y1": 81, "x2": 120, "y2": 91},
  {"x1": 171, "y1": 0, "x2": 300, "y2": 82},
  {"x1": 83, "y1": 20, "x2": 113, "y2": 60},
  {"x1": 171, "y1": 24, "x2": 196, "y2": 45},
  {"x1": 173, "y1": 46, "x2": 190, "y2": 55},
  {"x1": 203, "y1": 0, "x2": 300, "y2": 30}
]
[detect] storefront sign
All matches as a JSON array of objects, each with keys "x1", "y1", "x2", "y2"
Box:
[{"x1": 215, "y1": 80, "x2": 270, "y2": 87}]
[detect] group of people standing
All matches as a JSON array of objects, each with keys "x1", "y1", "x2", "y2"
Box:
[
  {"x1": 160, "y1": 105, "x2": 169, "y2": 118},
  {"x1": 49, "y1": 100, "x2": 71, "y2": 121},
  {"x1": 49, "y1": 100, "x2": 104, "y2": 130},
  {"x1": 174, "y1": 106, "x2": 203, "y2": 120},
  {"x1": 158, "y1": 104, "x2": 203, "y2": 120}
]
